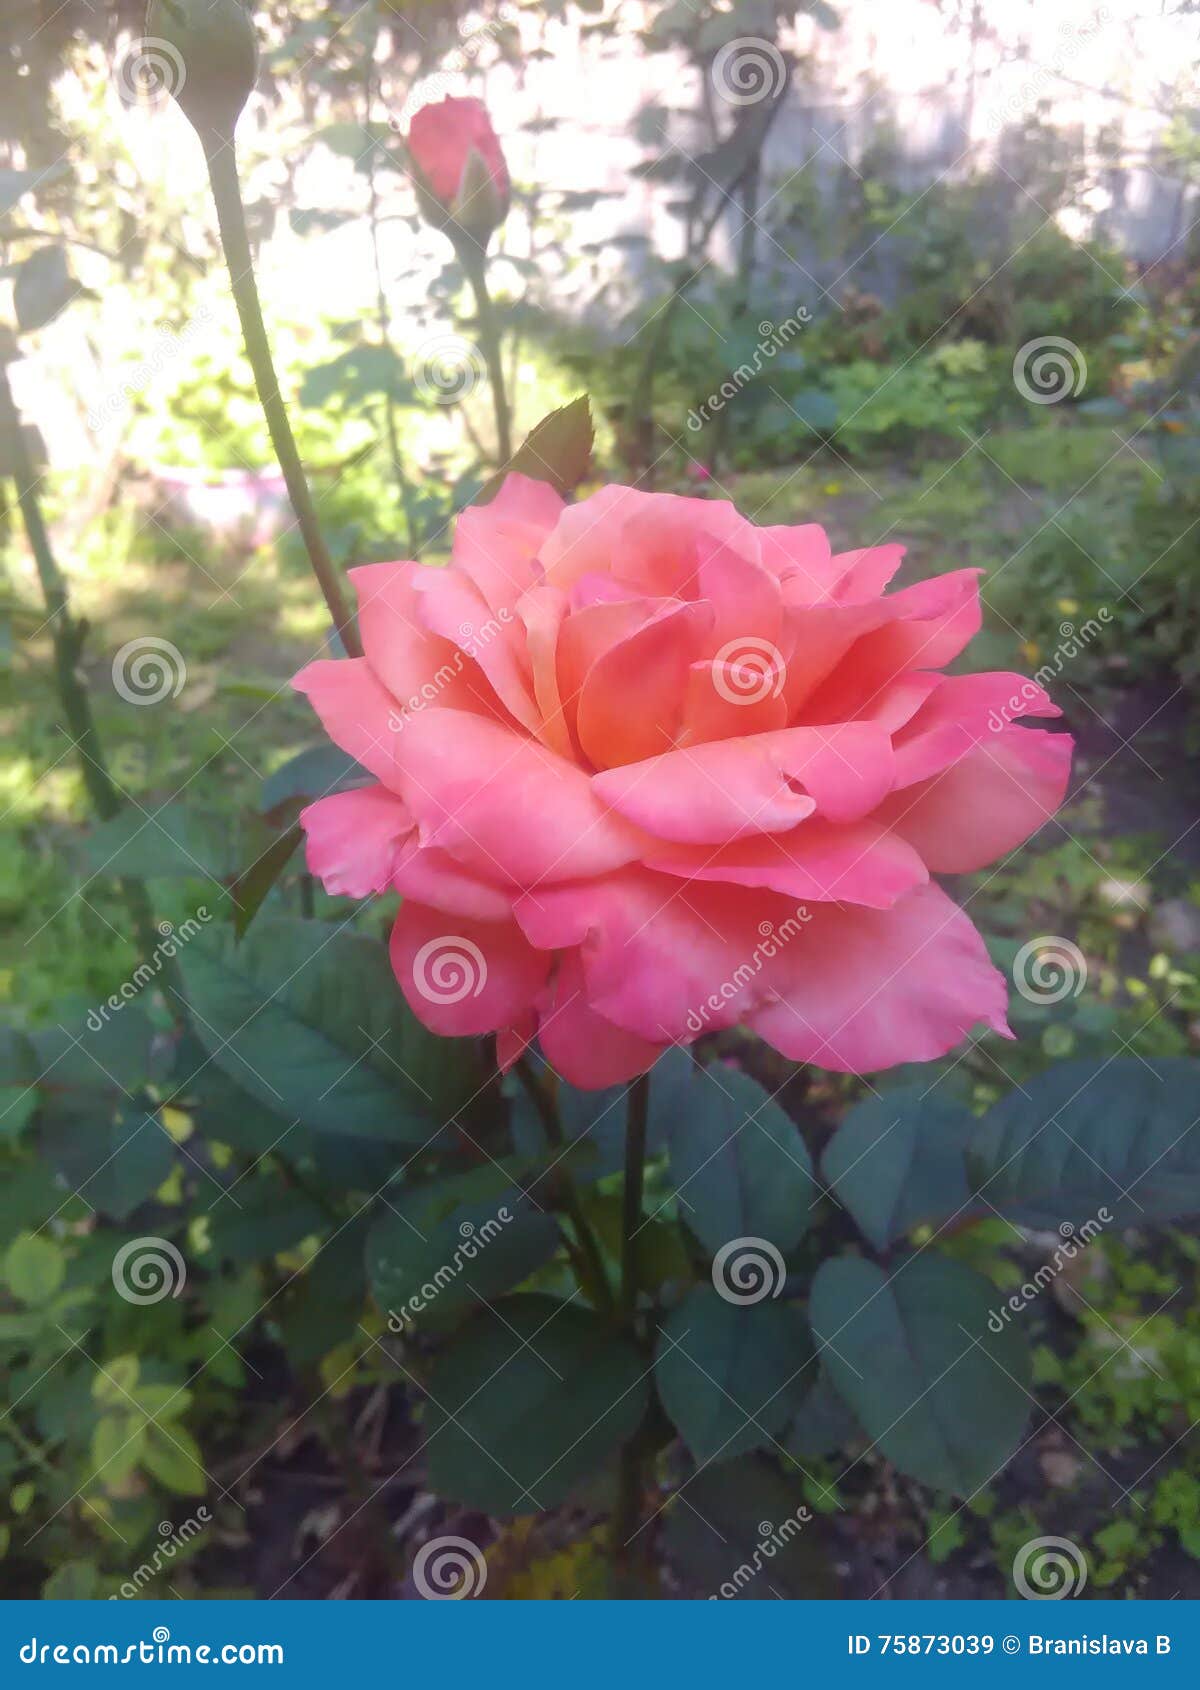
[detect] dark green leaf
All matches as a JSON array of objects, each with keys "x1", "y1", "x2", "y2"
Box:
[
  {"x1": 784, "y1": 1368, "x2": 862, "y2": 1460},
  {"x1": 14, "y1": 245, "x2": 82, "y2": 333},
  {"x1": 822, "y1": 1086, "x2": 971, "y2": 1250},
  {"x1": 231, "y1": 823, "x2": 301, "y2": 939},
  {"x1": 426, "y1": 1295, "x2": 648, "y2": 1514},
  {"x1": 666, "y1": 1064, "x2": 813, "y2": 1255},
  {"x1": 261, "y1": 744, "x2": 369, "y2": 817},
  {"x1": 207, "y1": 1178, "x2": 327, "y2": 1265},
  {"x1": 810, "y1": 1253, "x2": 1031, "y2": 1496},
  {"x1": 968, "y1": 1058, "x2": 1200, "y2": 1230},
  {"x1": 662, "y1": 1455, "x2": 833, "y2": 1598},
  {"x1": 180, "y1": 917, "x2": 474, "y2": 1141},
  {"x1": 655, "y1": 1286, "x2": 814, "y2": 1465},
  {"x1": 84, "y1": 803, "x2": 229, "y2": 883},
  {"x1": 367, "y1": 1179, "x2": 560, "y2": 1329}
]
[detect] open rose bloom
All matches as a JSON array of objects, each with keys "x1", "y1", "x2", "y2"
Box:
[{"x1": 294, "y1": 477, "x2": 1072, "y2": 1088}]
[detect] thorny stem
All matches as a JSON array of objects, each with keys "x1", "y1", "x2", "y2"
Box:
[{"x1": 201, "y1": 133, "x2": 362, "y2": 658}]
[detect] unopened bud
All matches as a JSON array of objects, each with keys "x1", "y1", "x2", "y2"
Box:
[{"x1": 145, "y1": 0, "x2": 259, "y2": 143}]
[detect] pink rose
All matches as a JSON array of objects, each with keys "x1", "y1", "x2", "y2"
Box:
[
  {"x1": 405, "y1": 96, "x2": 510, "y2": 246},
  {"x1": 294, "y1": 477, "x2": 1072, "y2": 1088}
]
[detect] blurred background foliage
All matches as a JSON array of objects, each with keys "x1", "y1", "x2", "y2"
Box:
[{"x1": 2, "y1": 0, "x2": 1200, "y2": 1599}]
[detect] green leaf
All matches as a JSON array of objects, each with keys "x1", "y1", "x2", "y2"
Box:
[
  {"x1": 655, "y1": 1287, "x2": 814, "y2": 1465},
  {"x1": 666, "y1": 1065, "x2": 813, "y2": 1255},
  {"x1": 231, "y1": 822, "x2": 302, "y2": 939},
  {"x1": 180, "y1": 917, "x2": 473, "y2": 1141},
  {"x1": 968, "y1": 1058, "x2": 1200, "y2": 1229},
  {"x1": 261, "y1": 744, "x2": 369, "y2": 817},
  {"x1": 92, "y1": 1415, "x2": 144, "y2": 1486},
  {"x1": 426, "y1": 1295, "x2": 648, "y2": 1514},
  {"x1": 42, "y1": 1561, "x2": 99, "y2": 1599},
  {"x1": 784, "y1": 1368, "x2": 863, "y2": 1460},
  {"x1": 367, "y1": 1180, "x2": 560, "y2": 1330},
  {"x1": 41, "y1": 1105, "x2": 175, "y2": 1223},
  {"x1": 140, "y1": 1424, "x2": 206, "y2": 1496},
  {"x1": 206, "y1": 1179, "x2": 326, "y2": 1266},
  {"x1": 14, "y1": 245, "x2": 81, "y2": 332},
  {"x1": 822, "y1": 1087, "x2": 971, "y2": 1250},
  {"x1": 84, "y1": 803, "x2": 229, "y2": 883},
  {"x1": 4, "y1": 1232, "x2": 66, "y2": 1305},
  {"x1": 661, "y1": 1455, "x2": 833, "y2": 1599},
  {"x1": 300, "y1": 346, "x2": 410, "y2": 409},
  {"x1": 475, "y1": 396, "x2": 593, "y2": 504},
  {"x1": 93, "y1": 1355, "x2": 139, "y2": 1404},
  {"x1": 810, "y1": 1254, "x2": 1031, "y2": 1496}
]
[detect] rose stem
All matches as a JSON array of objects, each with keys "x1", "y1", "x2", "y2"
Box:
[
  {"x1": 200, "y1": 134, "x2": 362, "y2": 659},
  {"x1": 461, "y1": 246, "x2": 513, "y2": 465},
  {"x1": 514, "y1": 1056, "x2": 614, "y2": 1315},
  {"x1": 0, "y1": 359, "x2": 163, "y2": 971},
  {"x1": 611, "y1": 1070, "x2": 652, "y2": 1590}
]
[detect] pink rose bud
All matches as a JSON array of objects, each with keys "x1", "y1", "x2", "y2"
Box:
[{"x1": 405, "y1": 96, "x2": 510, "y2": 250}]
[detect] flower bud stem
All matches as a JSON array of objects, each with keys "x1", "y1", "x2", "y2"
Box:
[
  {"x1": 461, "y1": 246, "x2": 513, "y2": 465},
  {"x1": 201, "y1": 134, "x2": 362, "y2": 658}
]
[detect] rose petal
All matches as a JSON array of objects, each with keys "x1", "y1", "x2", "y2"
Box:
[
  {"x1": 299, "y1": 786, "x2": 412, "y2": 898},
  {"x1": 389, "y1": 903, "x2": 549, "y2": 1037},
  {"x1": 536, "y1": 952, "x2": 668, "y2": 1087}
]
